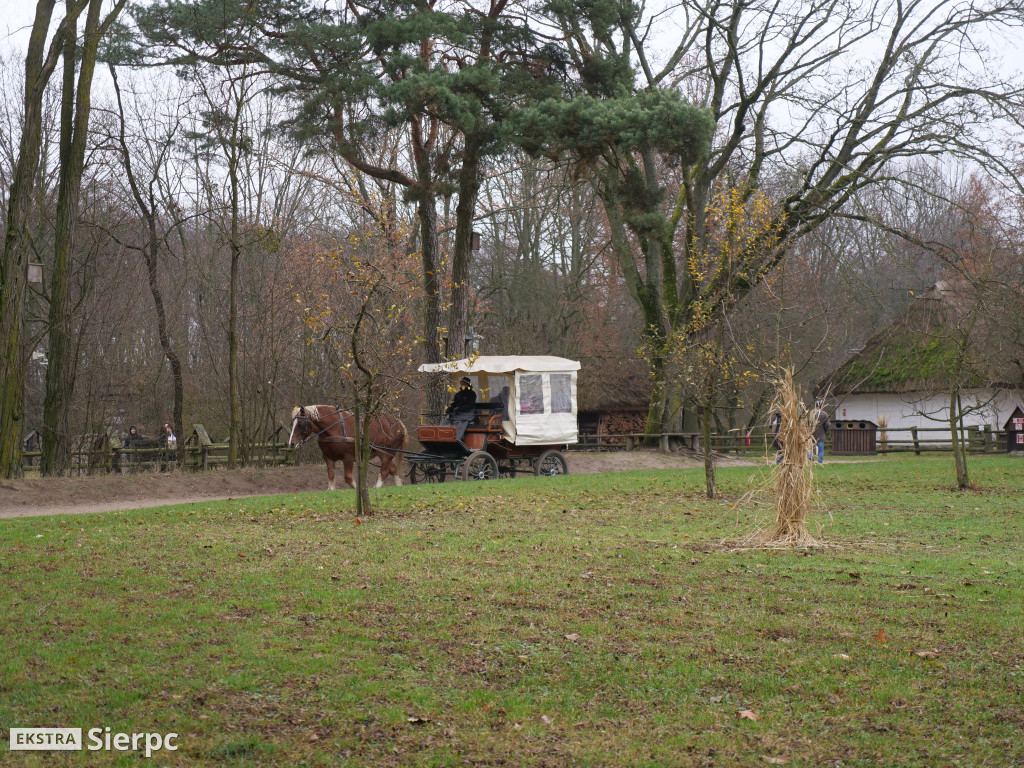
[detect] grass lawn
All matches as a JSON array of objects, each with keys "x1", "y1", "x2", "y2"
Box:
[{"x1": 2, "y1": 455, "x2": 1022, "y2": 767}]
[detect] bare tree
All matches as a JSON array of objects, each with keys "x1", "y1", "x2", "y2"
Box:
[
  {"x1": 1, "y1": 0, "x2": 90, "y2": 478},
  {"x1": 100, "y1": 67, "x2": 190, "y2": 454},
  {"x1": 529, "y1": 0, "x2": 1024, "y2": 435},
  {"x1": 40, "y1": 0, "x2": 128, "y2": 475}
]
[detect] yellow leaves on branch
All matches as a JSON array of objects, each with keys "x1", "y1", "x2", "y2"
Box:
[{"x1": 689, "y1": 184, "x2": 781, "y2": 288}]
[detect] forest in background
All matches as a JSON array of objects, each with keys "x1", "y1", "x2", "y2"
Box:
[{"x1": 2, "y1": 0, "x2": 1023, "y2": 477}]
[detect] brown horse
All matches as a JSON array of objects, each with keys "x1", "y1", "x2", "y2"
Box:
[{"x1": 288, "y1": 405, "x2": 408, "y2": 490}]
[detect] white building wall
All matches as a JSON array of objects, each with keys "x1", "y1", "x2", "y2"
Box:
[{"x1": 833, "y1": 389, "x2": 1023, "y2": 439}]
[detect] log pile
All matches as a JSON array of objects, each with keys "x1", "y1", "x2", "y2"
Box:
[{"x1": 600, "y1": 410, "x2": 647, "y2": 439}]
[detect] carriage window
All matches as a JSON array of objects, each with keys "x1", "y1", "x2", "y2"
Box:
[
  {"x1": 486, "y1": 375, "x2": 511, "y2": 408},
  {"x1": 551, "y1": 374, "x2": 572, "y2": 414},
  {"x1": 519, "y1": 374, "x2": 544, "y2": 415}
]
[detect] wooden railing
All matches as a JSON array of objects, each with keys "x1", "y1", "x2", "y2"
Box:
[
  {"x1": 21, "y1": 439, "x2": 294, "y2": 476},
  {"x1": 573, "y1": 426, "x2": 1008, "y2": 456},
  {"x1": 873, "y1": 425, "x2": 1003, "y2": 454},
  {"x1": 20, "y1": 424, "x2": 1010, "y2": 475}
]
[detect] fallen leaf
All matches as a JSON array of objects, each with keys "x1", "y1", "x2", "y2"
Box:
[
  {"x1": 914, "y1": 650, "x2": 939, "y2": 659},
  {"x1": 354, "y1": 518, "x2": 361, "y2": 525},
  {"x1": 762, "y1": 758, "x2": 789, "y2": 765},
  {"x1": 406, "y1": 716, "x2": 429, "y2": 725},
  {"x1": 873, "y1": 629, "x2": 888, "y2": 643},
  {"x1": 540, "y1": 715, "x2": 553, "y2": 725},
  {"x1": 834, "y1": 653, "x2": 852, "y2": 660},
  {"x1": 737, "y1": 709, "x2": 759, "y2": 721},
  {"x1": 564, "y1": 633, "x2": 581, "y2": 642}
]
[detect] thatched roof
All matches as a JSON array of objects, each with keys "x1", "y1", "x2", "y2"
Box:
[
  {"x1": 820, "y1": 283, "x2": 1022, "y2": 396},
  {"x1": 576, "y1": 354, "x2": 651, "y2": 412}
]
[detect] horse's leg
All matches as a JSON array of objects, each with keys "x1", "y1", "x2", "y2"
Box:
[
  {"x1": 325, "y1": 458, "x2": 336, "y2": 491},
  {"x1": 343, "y1": 453, "x2": 355, "y2": 489},
  {"x1": 378, "y1": 451, "x2": 401, "y2": 487},
  {"x1": 391, "y1": 452, "x2": 402, "y2": 487}
]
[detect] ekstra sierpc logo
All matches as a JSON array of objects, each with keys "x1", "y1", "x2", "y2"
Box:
[
  {"x1": 10, "y1": 728, "x2": 178, "y2": 757},
  {"x1": 9, "y1": 729, "x2": 82, "y2": 751}
]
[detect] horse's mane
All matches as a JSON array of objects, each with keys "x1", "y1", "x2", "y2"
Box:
[{"x1": 293, "y1": 404, "x2": 333, "y2": 422}]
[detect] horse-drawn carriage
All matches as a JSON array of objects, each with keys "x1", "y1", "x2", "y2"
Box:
[
  {"x1": 288, "y1": 355, "x2": 579, "y2": 489},
  {"x1": 407, "y1": 355, "x2": 579, "y2": 483}
]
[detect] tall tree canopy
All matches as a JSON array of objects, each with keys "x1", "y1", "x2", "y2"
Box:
[
  {"x1": 519, "y1": 0, "x2": 1024, "y2": 432},
  {"x1": 132, "y1": 0, "x2": 553, "y2": 414}
]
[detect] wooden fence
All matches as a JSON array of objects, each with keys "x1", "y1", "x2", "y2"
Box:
[
  {"x1": 574, "y1": 426, "x2": 1009, "y2": 456},
  {"x1": 871, "y1": 425, "x2": 1003, "y2": 454},
  {"x1": 20, "y1": 423, "x2": 294, "y2": 476},
  {"x1": 20, "y1": 423, "x2": 1011, "y2": 475}
]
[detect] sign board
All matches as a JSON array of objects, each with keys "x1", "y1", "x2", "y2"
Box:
[
  {"x1": 1018, "y1": 433, "x2": 1024, "y2": 445},
  {"x1": 1014, "y1": 418, "x2": 1024, "y2": 429}
]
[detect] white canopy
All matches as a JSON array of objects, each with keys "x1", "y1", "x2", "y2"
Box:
[
  {"x1": 418, "y1": 356, "x2": 580, "y2": 446},
  {"x1": 418, "y1": 355, "x2": 581, "y2": 375}
]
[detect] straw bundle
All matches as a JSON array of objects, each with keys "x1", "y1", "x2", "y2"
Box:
[{"x1": 742, "y1": 367, "x2": 820, "y2": 547}]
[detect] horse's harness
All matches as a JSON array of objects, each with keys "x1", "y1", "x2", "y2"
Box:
[
  {"x1": 293, "y1": 407, "x2": 350, "y2": 447},
  {"x1": 293, "y1": 406, "x2": 406, "y2": 455}
]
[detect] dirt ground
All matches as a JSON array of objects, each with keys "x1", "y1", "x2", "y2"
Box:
[{"x1": 0, "y1": 449, "x2": 754, "y2": 519}]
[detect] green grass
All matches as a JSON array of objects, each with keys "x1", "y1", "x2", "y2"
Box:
[{"x1": 2, "y1": 456, "x2": 1023, "y2": 767}]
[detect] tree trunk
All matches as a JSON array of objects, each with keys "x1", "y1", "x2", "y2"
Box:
[
  {"x1": 1, "y1": 0, "x2": 64, "y2": 479},
  {"x1": 448, "y1": 136, "x2": 482, "y2": 361},
  {"x1": 702, "y1": 402, "x2": 716, "y2": 499},
  {"x1": 418, "y1": 193, "x2": 446, "y2": 420},
  {"x1": 228, "y1": 232, "x2": 240, "y2": 467},
  {"x1": 354, "y1": 405, "x2": 372, "y2": 516},
  {"x1": 227, "y1": 135, "x2": 241, "y2": 468},
  {"x1": 148, "y1": 232, "x2": 185, "y2": 461},
  {"x1": 42, "y1": 0, "x2": 105, "y2": 475},
  {"x1": 949, "y1": 389, "x2": 969, "y2": 489}
]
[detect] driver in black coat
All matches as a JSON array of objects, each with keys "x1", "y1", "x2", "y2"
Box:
[{"x1": 444, "y1": 376, "x2": 477, "y2": 441}]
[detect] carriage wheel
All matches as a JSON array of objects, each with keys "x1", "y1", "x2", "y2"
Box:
[
  {"x1": 410, "y1": 463, "x2": 446, "y2": 484},
  {"x1": 461, "y1": 451, "x2": 499, "y2": 481},
  {"x1": 534, "y1": 449, "x2": 569, "y2": 477}
]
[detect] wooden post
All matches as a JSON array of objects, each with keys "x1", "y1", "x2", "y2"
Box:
[
  {"x1": 626, "y1": 436, "x2": 635, "y2": 452},
  {"x1": 911, "y1": 427, "x2": 920, "y2": 455},
  {"x1": 983, "y1": 424, "x2": 993, "y2": 453},
  {"x1": 659, "y1": 434, "x2": 669, "y2": 454}
]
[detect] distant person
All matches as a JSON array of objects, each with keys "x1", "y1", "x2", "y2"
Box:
[
  {"x1": 162, "y1": 423, "x2": 177, "y2": 451},
  {"x1": 810, "y1": 404, "x2": 830, "y2": 464},
  {"x1": 443, "y1": 377, "x2": 477, "y2": 441},
  {"x1": 124, "y1": 425, "x2": 144, "y2": 467},
  {"x1": 161, "y1": 423, "x2": 177, "y2": 470}
]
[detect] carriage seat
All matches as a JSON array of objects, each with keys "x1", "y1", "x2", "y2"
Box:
[
  {"x1": 472, "y1": 386, "x2": 509, "y2": 421},
  {"x1": 466, "y1": 403, "x2": 505, "y2": 433}
]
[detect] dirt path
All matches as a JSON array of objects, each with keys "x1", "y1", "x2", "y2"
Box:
[{"x1": 0, "y1": 450, "x2": 755, "y2": 519}]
